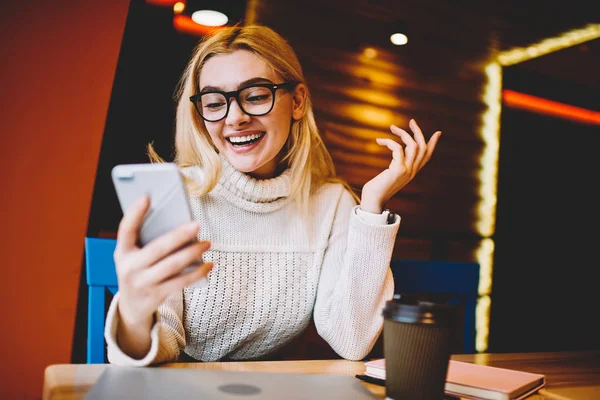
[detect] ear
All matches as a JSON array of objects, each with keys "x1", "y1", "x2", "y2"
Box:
[{"x1": 291, "y1": 83, "x2": 307, "y2": 120}]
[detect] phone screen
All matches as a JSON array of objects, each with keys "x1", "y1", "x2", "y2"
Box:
[{"x1": 112, "y1": 163, "x2": 194, "y2": 246}]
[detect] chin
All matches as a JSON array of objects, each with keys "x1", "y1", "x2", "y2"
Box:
[{"x1": 226, "y1": 155, "x2": 262, "y2": 173}]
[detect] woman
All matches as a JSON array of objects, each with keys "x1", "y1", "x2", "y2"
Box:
[{"x1": 105, "y1": 24, "x2": 441, "y2": 365}]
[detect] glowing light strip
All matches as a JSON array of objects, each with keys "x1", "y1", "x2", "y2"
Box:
[
  {"x1": 474, "y1": 60, "x2": 502, "y2": 352},
  {"x1": 498, "y1": 23, "x2": 600, "y2": 66},
  {"x1": 503, "y1": 90, "x2": 600, "y2": 125},
  {"x1": 474, "y1": 239, "x2": 495, "y2": 352},
  {"x1": 475, "y1": 295, "x2": 491, "y2": 352},
  {"x1": 474, "y1": 24, "x2": 600, "y2": 353},
  {"x1": 475, "y1": 239, "x2": 495, "y2": 298},
  {"x1": 476, "y1": 62, "x2": 501, "y2": 239}
]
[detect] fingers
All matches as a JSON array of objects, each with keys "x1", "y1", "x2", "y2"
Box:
[
  {"x1": 135, "y1": 221, "x2": 201, "y2": 269},
  {"x1": 390, "y1": 125, "x2": 417, "y2": 167},
  {"x1": 116, "y1": 194, "x2": 150, "y2": 253},
  {"x1": 137, "y1": 240, "x2": 211, "y2": 286},
  {"x1": 410, "y1": 119, "x2": 429, "y2": 167},
  {"x1": 375, "y1": 138, "x2": 405, "y2": 170},
  {"x1": 409, "y1": 119, "x2": 427, "y2": 147},
  {"x1": 389, "y1": 119, "x2": 442, "y2": 172}
]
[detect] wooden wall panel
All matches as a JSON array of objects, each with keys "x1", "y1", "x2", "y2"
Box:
[{"x1": 250, "y1": 7, "x2": 485, "y2": 260}]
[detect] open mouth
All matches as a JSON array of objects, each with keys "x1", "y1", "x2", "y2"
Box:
[{"x1": 226, "y1": 132, "x2": 266, "y2": 147}]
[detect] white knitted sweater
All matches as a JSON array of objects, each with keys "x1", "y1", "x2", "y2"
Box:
[{"x1": 105, "y1": 160, "x2": 398, "y2": 365}]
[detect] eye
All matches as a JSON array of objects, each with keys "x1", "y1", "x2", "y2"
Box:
[
  {"x1": 242, "y1": 87, "x2": 272, "y2": 104},
  {"x1": 201, "y1": 94, "x2": 227, "y2": 110},
  {"x1": 205, "y1": 102, "x2": 225, "y2": 109}
]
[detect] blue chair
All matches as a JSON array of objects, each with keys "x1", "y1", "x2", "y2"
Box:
[
  {"x1": 390, "y1": 259, "x2": 480, "y2": 354},
  {"x1": 84, "y1": 237, "x2": 118, "y2": 363}
]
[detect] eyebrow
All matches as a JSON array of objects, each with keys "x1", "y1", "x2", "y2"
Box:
[{"x1": 200, "y1": 77, "x2": 274, "y2": 93}]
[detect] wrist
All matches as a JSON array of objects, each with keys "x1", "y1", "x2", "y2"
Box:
[
  {"x1": 359, "y1": 198, "x2": 384, "y2": 214},
  {"x1": 117, "y1": 301, "x2": 154, "y2": 331},
  {"x1": 116, "y1": 305, "x2": 154, "y2": 360}
]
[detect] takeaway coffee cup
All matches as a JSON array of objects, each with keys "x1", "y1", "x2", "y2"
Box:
[{"x1": 382, "y1": 294, "x2": 457, "y2": 400}]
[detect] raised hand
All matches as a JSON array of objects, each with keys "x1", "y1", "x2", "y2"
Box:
[{"x1": 360, "y1": 119, "x2": 441, "y2": 214}]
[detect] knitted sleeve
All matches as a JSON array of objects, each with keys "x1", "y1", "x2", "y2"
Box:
[
  {"x1": 313, "y1": 189, "x2": 398, "y2": 360},
  {"x1": 104, "y1": 291, "x2": 186, "y2": 366}
]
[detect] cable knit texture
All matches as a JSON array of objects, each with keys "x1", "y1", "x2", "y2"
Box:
[{"x1": 105, "y1": 157, "x2": 399, "y2": 365}]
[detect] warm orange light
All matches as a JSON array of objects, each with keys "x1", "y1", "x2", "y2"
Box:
[
  {"x1": 362, "y1": 47, "x2": 378, "y2": 59},
  {"x1": 173, "y1": 15, "x2": 228, "y2": 36},
  {"x1": 503, "y1": 89, "x2": 600, "y2": 125},
  {"x1": 146, "y1": 0, "x2": 181, "y2": 6},
  {"x1": 173, "y1": 2, "x2": 185, "y2": 14}
]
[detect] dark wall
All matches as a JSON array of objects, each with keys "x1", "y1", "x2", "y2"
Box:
[
  {"x1": 87, "y1": 0, "x2": 199, "y2": 238},
  {"x1": 489, "y1": 65, "x2": 600, "y2": 352}
]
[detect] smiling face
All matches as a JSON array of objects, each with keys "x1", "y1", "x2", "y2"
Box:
[{"x1": 199, "y1": 50, "x2": 303, "y2": 179}]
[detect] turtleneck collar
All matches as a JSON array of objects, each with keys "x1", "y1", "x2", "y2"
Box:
[{"x1": 213, "y1": 155, "x2": 293, "y2": 213}]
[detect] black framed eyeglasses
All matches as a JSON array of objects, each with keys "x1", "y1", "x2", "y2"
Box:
[{"x1": 190, "y1": 82, "x2": 298, "y2": 122}]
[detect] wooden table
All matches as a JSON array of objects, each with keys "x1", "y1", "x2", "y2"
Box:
[{"x1": 43, "y1": 351, "x2": 600, "y2": 400}]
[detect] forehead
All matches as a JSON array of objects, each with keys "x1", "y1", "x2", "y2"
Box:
[{"x1": 199, "y1": 50, "x2": 278, "y2": 90}]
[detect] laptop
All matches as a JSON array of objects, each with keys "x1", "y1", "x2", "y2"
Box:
[{"x1": 85, "y1": 366, "x2": 377, "y2": 399}]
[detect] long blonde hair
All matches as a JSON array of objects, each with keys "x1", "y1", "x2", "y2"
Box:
[{"x1": 148, "y1": 24, "x2": 357, "y2": 210}]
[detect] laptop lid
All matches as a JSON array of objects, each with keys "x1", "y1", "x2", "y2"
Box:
[{"x1": 85, "y1": 366, "x2": 377, "y2": 399}]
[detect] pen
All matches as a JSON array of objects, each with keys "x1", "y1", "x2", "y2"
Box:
[{"x1": 355, "y1": 374, "x2": 385, "y2": 386}]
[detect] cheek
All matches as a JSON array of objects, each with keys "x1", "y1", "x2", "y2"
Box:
[
  {"x1": 271, "y1": 102, "x2": 294, "y2": 135},
  {"x1": 205, "y1": 124, "x2": 223, "y2": 145},
  {"x1": 270, "y1": 116, "x2": 292, "y2": 143}
]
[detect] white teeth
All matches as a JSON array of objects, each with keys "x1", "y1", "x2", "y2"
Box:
[{"x1": 228, "y1": 132, "x2": 265, "y2": 144}]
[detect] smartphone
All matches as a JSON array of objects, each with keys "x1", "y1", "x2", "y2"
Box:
[{"x1": 111, "y1": 163, "x2": 207, "y2": 287}]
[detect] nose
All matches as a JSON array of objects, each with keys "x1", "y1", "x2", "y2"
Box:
[{"x1": 225, "y1": 98, "x2": 250, "y2": 126}]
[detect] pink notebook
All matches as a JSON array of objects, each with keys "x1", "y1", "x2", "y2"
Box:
[{"x1": 364, "y1": 359, "x2": 546, "y2": 400}]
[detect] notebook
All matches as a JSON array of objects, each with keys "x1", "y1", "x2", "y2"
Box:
[
  {"x1": 85, "y1": 365, "x2": 378, "y2": 399},
  {"x1": 444, "y1": 360, "x2": 545, "y2": 400},
  {"x1": 363, "y1": 359, "x2": 546, "y2": 400}
]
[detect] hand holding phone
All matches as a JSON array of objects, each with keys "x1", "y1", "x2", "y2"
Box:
[
  {"x1": 111, "y1": 194, "x2": 212, "y2": 360},
  {"x1": 112, "y1": 163, "x2": 208, "y2": 288}
]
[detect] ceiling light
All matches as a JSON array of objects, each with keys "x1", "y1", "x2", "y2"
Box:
[
  {"x1": 390, "y1": 33, "x2": 408, "y2": 46},
  {"x1": 191, "y1": 10, "x2": 229, "y2": 26},
  {"x1": 389, "y1": 20, "x2": 409, "y2": 46}
]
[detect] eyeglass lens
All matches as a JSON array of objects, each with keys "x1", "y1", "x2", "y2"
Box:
[{"x1": 199, "y1": 86, "x2": 275, "y2": 121}]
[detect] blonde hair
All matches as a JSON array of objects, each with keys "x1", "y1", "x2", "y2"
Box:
[{"x1": 148, "y1": 24, "x2": 358, "y2": 210}]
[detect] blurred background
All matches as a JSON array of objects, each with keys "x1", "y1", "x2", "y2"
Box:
[{"x1": 1, "y1": 0, "x2": 598, "y2": 398}]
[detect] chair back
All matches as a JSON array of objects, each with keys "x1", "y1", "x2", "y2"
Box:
[
  {"x1": 84, "y1": 237, "x2": 118, "y2": 363},
  {"x1": 390, "y1": 259, "x2": 480, "y2": 354}
]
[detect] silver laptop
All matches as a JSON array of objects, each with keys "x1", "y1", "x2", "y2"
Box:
[{"x1": 85, "y1": 366, "x2": 377, "y2": 399}]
